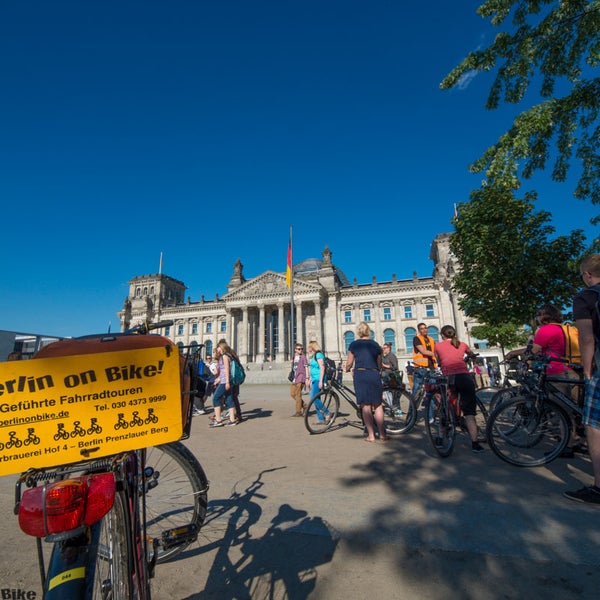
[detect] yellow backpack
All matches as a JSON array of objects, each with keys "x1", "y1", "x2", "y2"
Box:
[{"x1": 560, "y1": 323, "x2": 581, "y2": 364}]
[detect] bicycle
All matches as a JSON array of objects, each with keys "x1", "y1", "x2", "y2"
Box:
[
  {"x1": 304, "y1": 364, "x2": 415, "y2": 436},
  {"x1": 11, "y1": 320, "x2": 209, "y2": 599},
  {"x1": 423, "y1": 370, "x2": 489, "y2": 458},
  {"x1": 408, "y1": 365, "x2": 489, "y2": 435},
  {"x1": 486, "y1": 353, "x2": 584, "y2": 467}
]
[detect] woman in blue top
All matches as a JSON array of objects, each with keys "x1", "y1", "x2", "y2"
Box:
[
  {"x1": 345, "y1": 322, "x2": 385, "y2": 442},
  {"x1": 307, "y1": 340, "x2": 331, "y2": 423}
]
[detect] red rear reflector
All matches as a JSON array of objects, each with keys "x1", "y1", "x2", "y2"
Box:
[{"x1": 18, "y1": 473, "x2": 116, "y2": 538}]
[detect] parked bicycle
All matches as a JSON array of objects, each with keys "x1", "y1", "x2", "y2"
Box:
[
  {"x1": 486, "y1": 353, "x2": 584, "y2": 467},
  {"x1": 423, "y1": 370, "x2": 489, "y2": 458},
  {"x1": 304, "y1": 363, "x2": 415, "y2": 435},
  {"x1": 12, "y1": 320, "x2": 209, "y2": 599},
  {"x1": 407, "y1": 365, "x2": 490, "y2": 436}
]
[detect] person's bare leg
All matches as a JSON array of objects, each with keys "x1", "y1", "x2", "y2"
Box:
[
  {"x1": 465, "y1": 415, "x2": 479, "y2": 442},
  {"x1": 362, "y1": 405, "x2": 376, "y2": 441},
  {"x1": 586, "y1": 425, "x2": 600, "y2": 487},
  {"x1": 373, "y1": 403, "x2": 387, "y2": 440}
]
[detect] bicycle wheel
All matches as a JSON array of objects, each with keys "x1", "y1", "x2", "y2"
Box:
[
  {"x1": 145, "y1": 441, "x2": 209, "y2": 563},
  {"x1": 304, "y1": 389, "x2": 339, "y2": 434},
  {"x1": 382, "y1": 387, "x2": 417, "y2": 434},
  {"x1": 426, "y1": 394, "x2": 455, "y2": 457},
  {"x1": 474, "y1": 397, "x2": 488, "y2": 441},
  {"x1": 89, "y1": 489, "x2": 132, "y2": 600},
  {"x1": 412, "y1": 386, "x2": 428, "y2": 424},
  {"x1": 486, "y1": 396, "x2": 570, "y2": 467},
  {"x1": 487, "y1": 386, "x2": 519, "y2": 414}
]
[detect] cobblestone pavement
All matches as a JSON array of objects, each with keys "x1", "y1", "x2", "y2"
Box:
[{"x1": 1, "y1": 384, "x2": 599, "y2": 599}]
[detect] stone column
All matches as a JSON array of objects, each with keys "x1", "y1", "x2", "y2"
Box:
[
  {"x1": 314, "y1": 300, "x2": 323, "y2": 349},
  {"x1": 257, "y1": 304, "x2": 265, "y2": 361},
  {"x1": 277, "y1": 303, "x2": 285, "y2": 362},
  {"x1": 241, "y1": 307, "x2": 249, "y2": 363},
  {"x1": 296, "y1": 301, "x2": 303, "y2": 345}
]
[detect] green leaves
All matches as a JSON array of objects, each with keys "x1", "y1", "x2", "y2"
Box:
[
  {"x1": 441, "y1": 1, "x2": 600, "y2": 209},
  {"x1": 450, "y1": 185, "x2": 585, "y2": 327}
]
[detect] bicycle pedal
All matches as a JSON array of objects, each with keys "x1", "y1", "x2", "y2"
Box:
[{"x1": 161, "y1": 523, "x2": 199, "y2": 549}]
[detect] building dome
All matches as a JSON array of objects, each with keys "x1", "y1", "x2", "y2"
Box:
[{"x1": 293, "y1": 258, "x2": 322, "y2": 274}]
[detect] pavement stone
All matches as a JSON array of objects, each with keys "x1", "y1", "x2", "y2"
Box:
[{"x1": 1, "y1": 384, "x2": 599, "y2": 599}]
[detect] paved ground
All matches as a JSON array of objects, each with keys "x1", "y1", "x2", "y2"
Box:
[{"x1": 1, "y1": 384, "x2": 600, "y2": 599}]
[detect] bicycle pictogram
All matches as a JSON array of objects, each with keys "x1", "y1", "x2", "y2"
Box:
[
  {"x1": 145, "y1": 408, "x2": 159, "y2": 424},
  {"x1": 70, "y1": 420, "x2": 87, "y2": 438},
  {"x1": 23, "y1": 428, "x2": 41, "y2": 446},
  {"x1": 54, "y1": 423, "x2": 70, "y2": 441},
  {"x1": 114, "y1": 412, "x2": 129, "y2": 430},
  {"x1": 130, "y1": 411, "x2": 144, "y2": 427},
  {"x1": 87, "y1": 417, "x2": 103, "y2": 435}
]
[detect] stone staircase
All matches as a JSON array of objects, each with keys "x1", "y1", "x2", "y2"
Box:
[{"x1": 242, "y1": 362, "x2": 291, "y2": 384}]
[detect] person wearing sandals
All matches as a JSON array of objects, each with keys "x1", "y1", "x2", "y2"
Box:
[
  {"x1": 344, "y1": 322, "x2": 386, "y2": 442},
  {"x1": 307, "y1": 340, "x2": 331, "y2": 424},
  {"x1": 210, "y1": 342, "x2": 238, "y2": 427}
]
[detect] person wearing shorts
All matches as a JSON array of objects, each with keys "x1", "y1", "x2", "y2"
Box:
[{"x1": 564, "y1": 255, "x2": 600, "y2": 504}]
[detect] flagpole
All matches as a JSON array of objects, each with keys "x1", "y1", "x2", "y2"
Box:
[{"x1": 288, "y1": 226, "x2": 295, "y2": 356}]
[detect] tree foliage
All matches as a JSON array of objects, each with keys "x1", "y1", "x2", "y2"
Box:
[
  {"x1": 441, "y1": 1, "x2": 600, "y2": 210},
  {"x1": 450, "y1": 184, "x2": 585, "y2": 327}
]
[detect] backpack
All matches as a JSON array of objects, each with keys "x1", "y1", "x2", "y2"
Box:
[
  {"x1": 316, "y1": 352, "x2": 337, "y2": 381},
  {"x1": 228, "y1": 355, "x2": 246, "y2": 385},
  {"x1": 560, "y1": 323, "x2": 581, "y2": 364}
]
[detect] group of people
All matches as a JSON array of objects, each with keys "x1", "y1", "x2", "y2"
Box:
[
  {"x1": 288, "y1": 320, "x2": 485, "y2": 449},
  {"x1": 286, "y1": 253, "x2": 600, "y2": 505},
  {"x1": 193, "y1": 340, "x2": 243, "y2": 427}
]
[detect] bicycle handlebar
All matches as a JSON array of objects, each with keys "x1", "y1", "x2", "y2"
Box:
[{"x1": 125, "y1": 320, "x2": 174, "y2": 335}]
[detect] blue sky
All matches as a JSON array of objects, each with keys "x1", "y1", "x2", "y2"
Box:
[{"x1": 1, "y1": 1, "x2": 597, "y2": 338}]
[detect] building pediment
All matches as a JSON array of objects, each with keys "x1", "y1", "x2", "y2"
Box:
[{"x1": 223, "y1": 271, "x2": 322, "y2": 303}]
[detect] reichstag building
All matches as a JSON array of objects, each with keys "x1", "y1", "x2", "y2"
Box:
[{"x1": 118, "y1": 233, "x2": 482, "y2": 366}]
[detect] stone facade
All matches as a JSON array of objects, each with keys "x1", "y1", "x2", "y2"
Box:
[{"x1": 118, "y1": 233, "x2": 493, "y2": 366}]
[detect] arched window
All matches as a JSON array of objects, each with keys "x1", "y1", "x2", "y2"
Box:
[
  {"x1": 344, "y1": 331, "x2": 355, "y2": 353},
  {"x1": 428, "y1": 326, "x2": 440, "y2": 343},
  {"x1": 205, "y1": 340, "x2": 213, "y2": 356},
  {"x1": 404, "y1": 327, "x2": 416, "y2": 353},
  {"x1": 383, "y1": 329, "x2": 396, "y2": 352},
  {"x1": 190, "y1": 341, "x2": 198, "y2": 353},
  {"x1": 177, "y1": 342, "x2": 184, "y2": 352}
]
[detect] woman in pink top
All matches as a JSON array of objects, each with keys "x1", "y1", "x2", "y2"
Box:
[{"x1": 435, "y1": 325, "x2": 485, "y2": 453}]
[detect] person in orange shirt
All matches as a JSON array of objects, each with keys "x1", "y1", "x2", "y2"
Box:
[{"x1": 412, "y1": 322, "x2": 436, "y2": 393}]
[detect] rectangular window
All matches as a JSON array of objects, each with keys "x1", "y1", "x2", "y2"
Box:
[
  {"x1": 191, "y1": 323, "x2": 198, "y2": 334},
  {"x1": 425, "y1": 304, "x2": 435, "y2": 317},
  {"x1": 383, "y1": 307, "x2": 391, "y2": 321},
  {"x1": 164, "y1": 326, "x2": 170, "y2": 336},
  {"x1": 363, "y1": 309, "x2": 371, "y2": 322},
  {"x1": 206, "y1": 322, "x2": 212, "y2": 333},
  {"x1": 220, "y1": 321, "x2": 227, "y2": 333},
  {"x1": 177, "y1": 324, "x2": 184, "y2": 336},
  {"x1": 404, "y1": 306, "x2": 412, "y2": 319},
  {"x1": 344, "y1": 311, "x2": 352, "y2": 323}
]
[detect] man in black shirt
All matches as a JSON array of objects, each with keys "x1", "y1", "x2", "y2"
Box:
[{"x1": 564, "y1": 255, "x2": 600, "y2": 504}]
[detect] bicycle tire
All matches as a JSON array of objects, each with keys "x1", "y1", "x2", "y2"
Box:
[
  {"x1": 474, "y1": 397, "x2": 488, "y2": 441},
  {"x1": 145, "y1": 442, "x2": 209, "y2": 563},
  {"x1": 304, "y1": 389, "x2": 339, "y2": 434},
  {"x1": 486, "y1": 396, "x2": 570, "y2": 467},
  {"x1": 382, "y1": 387, "x2": 417, "y2": 434},
  {"x1": 90, "y1": 489, "x2": 133, "y2": 600},
  {"x1": 426, "y1": 394, "x2": 455, "y2": 457},
  {"x1": 486, "y1": 386, "x2": 519, "y2": 415},
  {"x1": 412, "y1": 386, "x2": 429, "y2": 425}
]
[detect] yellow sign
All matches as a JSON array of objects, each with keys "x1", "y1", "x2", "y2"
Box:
[{"x1": 0, "y1": 347, "x2": 182, "y2": 476}]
